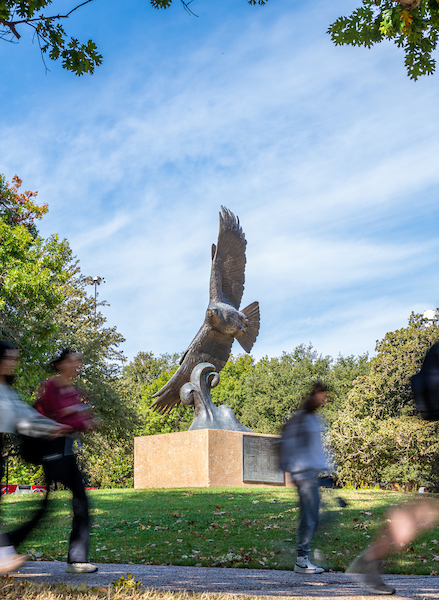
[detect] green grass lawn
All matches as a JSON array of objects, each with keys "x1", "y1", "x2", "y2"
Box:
[{"x1": 2, "y1": 487, "x2": 439, "y2": 575}]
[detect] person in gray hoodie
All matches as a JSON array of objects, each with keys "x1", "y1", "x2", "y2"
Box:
[
  {"x1": 280, "y1": 382, "x2": 332, "y2": 574},
  {"x1": 0, "y1": 340, "x2": 69, "y2": 574}
]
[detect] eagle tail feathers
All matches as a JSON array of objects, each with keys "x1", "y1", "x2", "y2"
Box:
[{"x1": 237, "y1": 301, "x2": 260, "y2": 353}]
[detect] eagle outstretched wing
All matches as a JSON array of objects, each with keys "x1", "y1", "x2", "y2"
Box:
[{"x1": 210, "y1": 206, "x2": 246, "y2": 308}]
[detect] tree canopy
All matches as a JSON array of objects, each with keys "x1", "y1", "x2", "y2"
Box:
[
  {"x1": 2, "y1": 1, "x2": 438, "y2": 79},
  {"x1": 0, "y1": 174, "x2": 71, "y2": 393},
  {"x1": 0, "y1": 0, "x2": 267, "y2": 75},
  {"x1": 329, "y1": 0, "x2": 439, "y2": 80},
  {"x1": 328, "y1": 311, "x2": 439, "y2": 487},
  {"x1": 0, "y1": 173, "x2": 139, "y2": 486}
]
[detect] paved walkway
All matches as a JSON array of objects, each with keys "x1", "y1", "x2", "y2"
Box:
[{"x1": 11, "y1": 561, "x2": 439, "y2": 599}]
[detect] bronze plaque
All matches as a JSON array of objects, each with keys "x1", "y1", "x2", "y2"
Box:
[{"x1": 242, "y1": 435, "x2": 285, "y2": 484}]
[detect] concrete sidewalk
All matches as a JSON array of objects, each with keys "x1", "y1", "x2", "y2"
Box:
[{"x1": 11, "y1": 561, "x2": 439, "y2": 599}]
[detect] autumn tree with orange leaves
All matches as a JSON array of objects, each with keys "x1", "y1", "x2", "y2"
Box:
[
  {"x1": 0, "y1": 174, "x2": 48, "y2": 235},
  {"x1": 0, "y1": 173, "x2": 138, "y2": 487},
  {"x1": 0, "y1": 174, "x2": 70, "y2": 393}
]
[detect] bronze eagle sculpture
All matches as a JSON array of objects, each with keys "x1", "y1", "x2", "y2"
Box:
[{"x1": 150, "y1": 206, "x2": 260, "y2": 414}]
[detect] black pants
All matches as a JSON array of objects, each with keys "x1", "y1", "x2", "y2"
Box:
[
  {"x1": 0, "y1": 435, "x2": 49, "y2": 549},
  {"x1": 43, "y1": 454, "x2": 90, "y2": 564}
]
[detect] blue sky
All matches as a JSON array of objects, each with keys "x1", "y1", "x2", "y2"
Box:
[{"x1": 1, "y1": 0, "x2": 439, "y2": 364}]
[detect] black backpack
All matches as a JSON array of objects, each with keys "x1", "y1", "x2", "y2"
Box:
[
  {"x1": 18, "y1": 436, "x2": 64, "y2": 465},
  {"x1": 411, "y1": 342, "x2": 439, "y2": 421}
]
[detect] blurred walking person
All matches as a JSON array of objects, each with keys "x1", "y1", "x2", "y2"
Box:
[
  {"x1": 0, "y1": 340, "x2": 68, "y2": 574},
  {"x1": 280, "y1": 382, "x2": 332, "y2": 574},
  {"x1": 348, "y1": 340, "x2": 439, "y2": 595},
  {"x1": 347, "y1": 498, "x2": 439, "y2": 595},
  {"x1": 35, "y1": 349, "x2": 98, "y2": 574}
]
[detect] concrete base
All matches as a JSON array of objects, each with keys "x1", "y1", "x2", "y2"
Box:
[{"x1": 134, "y1": 429, "x2": 293, "y2": 489}]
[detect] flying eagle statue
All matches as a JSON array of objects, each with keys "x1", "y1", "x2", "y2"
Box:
[{"x1": 150, "y1": 206, "x2": 260, "y2": 415}]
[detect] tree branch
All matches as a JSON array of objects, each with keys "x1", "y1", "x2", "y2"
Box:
[
  {"x1": 0, "y1": 0, "x2": 94, "y2": 30},
  {"x1": 0, "y1": 18, "x2": 20, "y2": 39},
  {"x1": 181, "y1": 0, "x2": 198, "y2": 17}
]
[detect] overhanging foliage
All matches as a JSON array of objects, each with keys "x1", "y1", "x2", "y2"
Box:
[{"x1": 329, "y1": 0, "x2": 439, "y2": 80}]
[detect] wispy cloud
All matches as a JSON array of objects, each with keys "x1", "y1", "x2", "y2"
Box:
[{"x1": 1, "y1": 0, "x2": 439, "y2": 361}]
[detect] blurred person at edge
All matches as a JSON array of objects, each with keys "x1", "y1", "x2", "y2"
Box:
[
  {"x1": 347, "y1": 494, "x2": 439, "y2": 594},
  {"x1": 0, "y1": 340, "x2": 70, "y2": 574},
  {"x1": 280, "y1": 382, "x2": 333, "y2": 574},
  {"x1": 35, "y1": 348, "x2": 99, "y2": 575}
]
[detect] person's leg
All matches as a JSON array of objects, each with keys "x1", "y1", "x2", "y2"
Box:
[
  {"x1": 67, "y1": 462, "x2": 90, "y2": 565},
  {"x1": 345, "y1": 500, "x2": 439, "y2": 595},
  {"x1": 50, "y1": 456, "x2": 89, "y2": 563},
  {"x1": 364, "y1": 498, "x2": 439, "y2": 561},
  {"x1": 0, "y1": 435, "x2": 26, "y2": 573},
  {"x1": 296, "y1": 477, "x2": 320, "y2": 558},
  {"x1": 7, "y1": 489, "x2": 49, "y2": 549},
  {"x1": 3, "y1": 436, "x2": 56, "y2": 550},
  {"x1": 43, "y1": 455, "x2": 96, "y2": 573},
  {"x1": 0, "y1": 439, "x2": 8, "y2": 548},
  {"x1": 294, "y1": 477, "x2": 323, "y2": 574}
]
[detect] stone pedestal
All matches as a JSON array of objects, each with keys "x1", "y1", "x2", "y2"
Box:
[{"x1": 134, "y1": 429, "x2": 293, "y2": 489}]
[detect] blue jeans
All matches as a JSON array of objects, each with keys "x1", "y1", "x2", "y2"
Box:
[{"x1": 295, "y1": 476, "x2": 320, "y2": 557}]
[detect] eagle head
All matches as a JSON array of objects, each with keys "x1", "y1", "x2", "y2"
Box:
[{"x1": 206, "y1": 306, "x2": 225, "y2": 329}]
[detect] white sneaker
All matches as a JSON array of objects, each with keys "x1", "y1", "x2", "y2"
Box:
[
  {"x1": 0, "y1": 546, "x2": 26, "y2": 574},
  {"x1": 294, "y1": 555, "x2": 324, "y2": 574},
  {"x1": 65, "y1": 562, "x2": 98, "y2": 573}
]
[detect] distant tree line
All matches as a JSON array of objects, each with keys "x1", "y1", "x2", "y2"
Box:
[
  {"x1": 2, "y1": 173, "x2": 439, "y2": 489},
  {"x1": 123, "y1": 320, "x2": 439, "y2": 489}
]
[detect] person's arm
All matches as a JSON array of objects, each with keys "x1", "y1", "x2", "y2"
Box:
[
  {"x1": 13, "y1": 396, "x2": 71, "y2": 438},
  {"x1": 36, "y1": 381, "x2": 95, "y2": 431}
]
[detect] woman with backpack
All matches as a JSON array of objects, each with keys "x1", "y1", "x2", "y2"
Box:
[
  {"x1": 0, "y1": 340, "x2": 69, "y2": 574},
  {"x1": 280, "y1": 382, "x2": 333, "y2": 574},
  {"x1": 35, "y1": 348, "x2": 98, "y2": 574}
]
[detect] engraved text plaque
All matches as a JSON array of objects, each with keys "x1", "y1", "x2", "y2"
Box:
[{"x1": 242, "y1": 435, "x2": 285, "y2": 484}]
